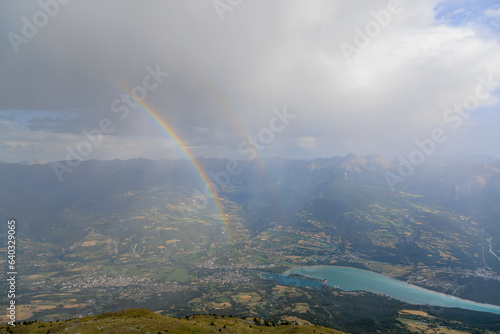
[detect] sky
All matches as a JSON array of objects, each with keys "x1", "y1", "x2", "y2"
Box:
[{"x1": 0, "y1": 0, "x2": 499, "y2": 163}]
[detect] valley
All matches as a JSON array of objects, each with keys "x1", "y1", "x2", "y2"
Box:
[{"x1": 2, "y1": 156, "x2": 500, "y2": 333}]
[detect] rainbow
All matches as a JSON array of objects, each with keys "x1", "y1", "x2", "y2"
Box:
[
  {"x1": 190, "y1": 66, "x2": 287, "y2": 219},
  {"x1": 114, "y1": 85, "x2": 235, "y2": 241},
  {"x1": 113, "y1": 65, "x2": 288, "y2": 241}
]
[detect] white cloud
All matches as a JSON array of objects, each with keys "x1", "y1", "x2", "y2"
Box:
[{"x1": 485, "y1": 7, "x2": 500, "y2": 20}]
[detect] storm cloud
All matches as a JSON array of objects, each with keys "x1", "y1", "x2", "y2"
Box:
[{"x1": 1, "y1": 0, "x2": 499, "y2": 163}]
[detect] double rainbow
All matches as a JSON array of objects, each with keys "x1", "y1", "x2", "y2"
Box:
[{"x1": 115, "y1": 66, "x2": 287, "y2": 242}]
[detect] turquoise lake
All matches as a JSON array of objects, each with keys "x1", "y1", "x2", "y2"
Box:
[{"x1": 264, "y1": 266, "x2": 500, "y2": 315}]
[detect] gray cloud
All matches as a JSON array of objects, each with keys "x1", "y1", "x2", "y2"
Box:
[{"x1": 0, "y1": 0, "x2": 499, "y2": 163}]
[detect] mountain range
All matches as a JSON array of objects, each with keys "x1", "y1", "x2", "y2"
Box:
[{"x1": 1, "y1": 154, "x2": 500, "y2": 333}]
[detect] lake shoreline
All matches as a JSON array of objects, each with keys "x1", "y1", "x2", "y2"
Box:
[{"x1": 265, "y1": 265, "x2": 500, "y2": 315}]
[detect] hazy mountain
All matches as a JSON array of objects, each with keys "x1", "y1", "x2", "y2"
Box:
[
  {"x1": 2, "y1": 155, "x2": 500, "y2": 332},
  {"x1": 1, "y1": 155, "x2": 500, "y2": 267}
]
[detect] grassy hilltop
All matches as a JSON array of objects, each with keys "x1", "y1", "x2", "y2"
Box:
[{"x1": 1, "y1": 308, "x2": 345, "y2": 334}]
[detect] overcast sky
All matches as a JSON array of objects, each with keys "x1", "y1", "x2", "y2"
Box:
[{"x1": 1, "y1": 0, "x2": 499, "y2": 163}]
